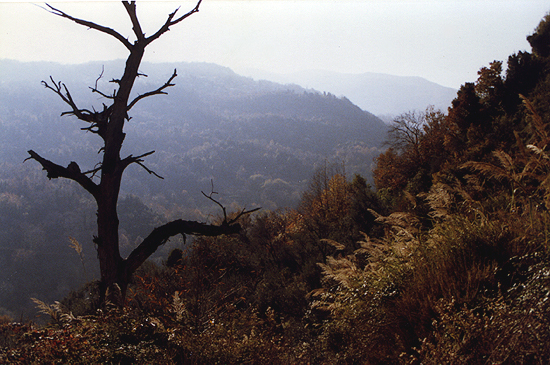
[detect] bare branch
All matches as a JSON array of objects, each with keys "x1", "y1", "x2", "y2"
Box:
[
  {"x1": 145, "y1": 0, "x2": 203, "y2": 45},
  {"x1": 127, "y1": 69, "x2": 178, "y2": 111},
  {"x1": 43, "y1": 78, "x2": 111, "y2": 139},
  {"x1": 80, "y1": 104, "x2": 111, "y2": 139},
  {"x1": 125, "y1": 216, "x2": 240, "y2": 275},
  {"x1": 45, "y1": 3, "x2": 133, "y2": 51},
  {"x1": 82, "y1": 164, "x2": 103, "y2": 178},
  {"x1": 202, "y1": 190, "x2": 227, "y2": 221},
  {"x1": 95, "y1": 66, "x2": 104, "y2": 89},
  {"x1": 43, "y1": 77, "x2": 94, "y2": 122},
  {"x1": 25, "y1": 150, "x2": 100, "y2": 199},
  {"x1": 123, "y1": 1, "x2": 145, "y2": 41},
  {"x1": 89, "y1": 66, "x2": 115, "y2": 99},
  {"x1": 121, "y1": 151, "x2": 164, "y2": 179},
  {"x1": 135, "y1": 162, "x2": 164, "y2": 179},
  {"x1": 90, "y1": 87, "x2": 115, "y2": 100},
  {"x1": 228, "y1": 206, "x2": 261, "y2": 225},
  {"x1": 202, "y1": 182, "x2": 260, "y2": 224}
]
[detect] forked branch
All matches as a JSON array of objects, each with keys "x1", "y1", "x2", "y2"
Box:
[
  {"x1": 42, "y1": 76, "x2": 112, "y2": 138},
  {"x1": 145, "y1": 0, "x2": 203, "y2": 45},
  {"x1": 127, "y1": 69, "x2": 178, "y2": 111},
  {"x1": 123, "y1": 1, "x2": 145, "y2": 42},
  {"x1": 121, "y1": 151, "x2": 164, "y2": 179},
  {"x1": 201, "y1": 183, "x2": 260, "y2": 225},
  {"x1": 228, "y1": 206, "x2": 261, "y2": 225},
  {"x1": 89, "y1": 66, "x2": 115, "y2": 99},
  {"x1": 43, "y1": 77, "x2": 94, "y2": 122}
]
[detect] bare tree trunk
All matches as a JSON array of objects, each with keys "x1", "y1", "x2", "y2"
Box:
[{"x1": 26, "y1": 1, "x2": 258, "y2": 306}]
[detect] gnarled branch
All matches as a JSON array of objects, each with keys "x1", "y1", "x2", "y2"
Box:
[
  {"x1": 125, "y1": 218, "x2": 241, "y2": 275},
  {"x1": 25, "y1": 150, "x2": 100, "y2": 199},
  {"x1": 43, "y1": 77, "x2": 112, "y2": 139},
  {"x1": 125, "y1": 191, "x2": 260, "y2": 275},
  {"x1": 127, "y1": 69, "x2": 178, "y2": 111},
  {"x1": 81, "y1": 104, "x2": 112, "y2": 140}
]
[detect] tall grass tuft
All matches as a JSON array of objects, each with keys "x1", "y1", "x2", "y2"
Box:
[
  {"x1": 69, "y1": 236, "x2": 87, "y2": 281},
  {"x1": 31, "y1": 298, "x2": 76, "y2": 324}
]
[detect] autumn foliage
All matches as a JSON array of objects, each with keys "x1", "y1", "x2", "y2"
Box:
[{"x1": 2, "y1": 10, "x2": 550, "y2": 365}]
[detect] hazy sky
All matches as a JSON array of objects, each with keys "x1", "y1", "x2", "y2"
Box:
[{"x1": 0, "y1": 1, "x2": 548, "y2": 89}]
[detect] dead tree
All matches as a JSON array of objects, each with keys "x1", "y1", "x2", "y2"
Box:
[{"x1": 26, "y1": 1, "x2": 257, "y2": 305}]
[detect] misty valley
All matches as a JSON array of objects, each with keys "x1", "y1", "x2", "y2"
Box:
[
  {"x1": 0, "y1": 59, "x2": 389, "y2": 319},
  {"x1": 1, "y1": 6, "x2": 550, "y2": 362}
]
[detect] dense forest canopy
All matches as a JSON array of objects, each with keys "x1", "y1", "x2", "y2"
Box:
[{"x1": 1, "y1": 8, "x2": 550, "y2": 365}]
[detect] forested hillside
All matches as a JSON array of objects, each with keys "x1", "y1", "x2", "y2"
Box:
[
  {"x1": 0, "y1": 60, "x2": 386, "y2": 320},
  {"x1": 2, "y1": 11, "x2": 550, "y2": 365},
  {"x1": 0, "y1": 60, "x2": 386, "y2": 208}
]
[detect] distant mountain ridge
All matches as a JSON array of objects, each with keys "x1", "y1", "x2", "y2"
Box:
[
  {"x1": 239, "y1": 68, "x2": 457, "y2": 117},
  {"x1": 0, "y1": 59, "x2": 387, "y2": 211}
]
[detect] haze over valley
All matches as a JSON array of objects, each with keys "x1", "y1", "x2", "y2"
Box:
[
  {"x1": 1, "y1": 1, "x2": 550, "y2": 361},
  {"x1": 0, "y1": 59, "x2": 395, "y2": 209},
  {"x1": 0, "y1": 57, "x2": 457, "y2": 317},
  {"x1": 241, "y1": 68, "x2": 457, "y2": 117},
  {"x1": 0, "y1": 58, "x2": 398, "y2": 316},
  {"x1": 1, "y1": 58, "x2": 455, "y2": 209}
]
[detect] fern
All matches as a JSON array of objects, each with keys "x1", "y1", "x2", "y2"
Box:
[
  {"x1": 526, "y1": 144, "x2": 550, "y2": 160},
  {"x1": 320, "y1": 238, "x2": 345, "y2": 251},
  {"x1": 521, "y1": 94, "x2": 549, "y2": 145},
  {"x1": 31, "y1": 298, "x2": 76, "y2": 324},
  {"x1": 171, "y1": 291, "x2": 186, "y2": 322}
]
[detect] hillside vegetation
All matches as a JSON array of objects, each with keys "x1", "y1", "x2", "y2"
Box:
[
  {"x1": 2, "y1": 13, "x2": 550, "y2": 364},
  {"x1": 0, "y1": 60, "x2": 386, "y2": 318},
  {"x1": 0, "y1": 60, "x2": 386, "y2": 209}
]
